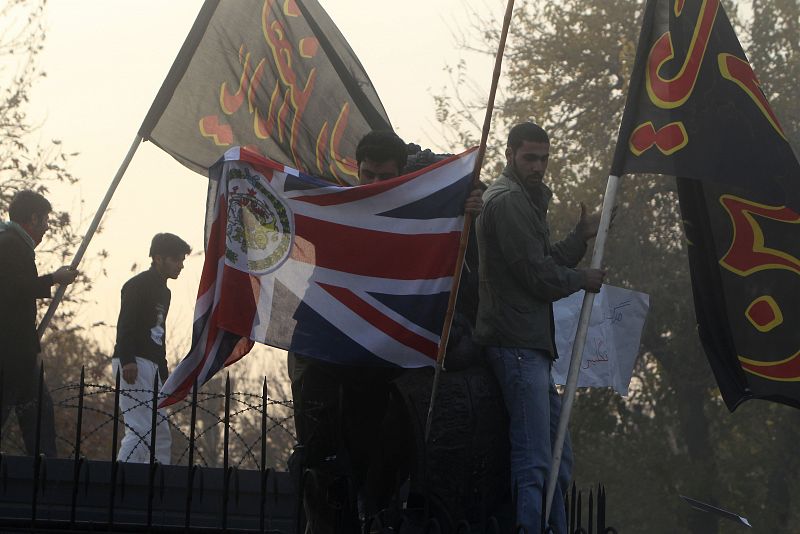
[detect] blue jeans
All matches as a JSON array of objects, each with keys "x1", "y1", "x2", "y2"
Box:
[{"x1": 487, "y1": 347, "x2": 572, "y2": 534}]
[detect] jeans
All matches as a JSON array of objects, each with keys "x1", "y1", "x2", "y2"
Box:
[{"x1": 487, "y1": 347, "x2": 572, "y2": 534}]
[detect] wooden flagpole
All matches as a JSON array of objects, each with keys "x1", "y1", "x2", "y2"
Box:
[
  {"x1": 424, "y1": 0, "x2": 516, "y2": 442},
  {"x1": 37, "y1": 1, "x2": 222, "y2": 340},
  {"x1": 37, "y1": 135, "x2": 143, "y2": 340}
]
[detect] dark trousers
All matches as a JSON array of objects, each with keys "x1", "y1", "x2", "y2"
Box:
[
  {"x1": 0, "y1": 353, "x2": 58, "y2": 457},
  {"x1": 288, "y1": 353, "x2": 406, "y2": 518}
]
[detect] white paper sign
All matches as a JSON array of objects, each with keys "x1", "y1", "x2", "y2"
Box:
[{"x1": 551, "y1": 285, "x2": 650, "y2": 396}]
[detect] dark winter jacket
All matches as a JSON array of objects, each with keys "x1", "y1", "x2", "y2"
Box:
[
  {"x1": 0, "y1": 222, "x2": 53, "y2": 358},
  {"x1": 474, "y1": 166, "x2": 588, "y2": 357}
]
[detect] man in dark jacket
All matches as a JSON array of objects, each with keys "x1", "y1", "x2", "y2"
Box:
[
  {"x1": 475, "y1": 123, "x2": 606, "y2": 533},
  {"x1": 0, "y1": 190, "x2": 78, "y2": 456},
  {"x1": 112, "y1": 233, "x2": 190, "y2": 464}
]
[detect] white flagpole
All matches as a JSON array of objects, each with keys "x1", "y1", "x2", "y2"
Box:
[
  {"x1": 37, "y1": 135, "x2": 143, "y2": 340},
  {"x1": 545, "y1": 174, "x2": 620, "y2": 519}
]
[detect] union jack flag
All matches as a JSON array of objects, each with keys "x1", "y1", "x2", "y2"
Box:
[{"x1": 160, "y1": 146, "x2": 477, "y2": 406}]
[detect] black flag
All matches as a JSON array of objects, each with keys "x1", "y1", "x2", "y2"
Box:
[
  {"x1": 139, "y1": 0, "x2": 391, "y2": 185},
  {"x1": 613, "y1": 0, "x2": 800, "y2": 410}
]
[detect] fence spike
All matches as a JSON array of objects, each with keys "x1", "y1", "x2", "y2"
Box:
[
  {"x1": 185, "y1": 376, "x2": 199, "y2": 529},
  {"x1": 570, "y1": 482, "x2": 577, "y2": 533},
  {"x1": 261, "y1": 377, "x2": 267, "y2": 471},
  {"x1": 70, "y1": 367, "x2": 86, "y2": 525},
  {"x1": 599, "y1": 485, "x2": 607, "y2": 533},
  {"x1": 222, "y1": 373, "x2": 231, "y2": 530},
  {"x1": 31, "y1": 363, "x2": 45, "y2": 524},
  {"x1": 108, "y1": 368, "x2": 121, "y2": 527},
  {"x1": 260, "y1": 377, "x2": 268, "y2": 532},
  {"x1": 146, "y1": 370, "x2": 159, "y2": 527}
]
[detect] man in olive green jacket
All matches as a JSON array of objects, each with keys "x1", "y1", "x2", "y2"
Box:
[{"x1": 475, "y1": 122, "x2": 605, "y2": 533}]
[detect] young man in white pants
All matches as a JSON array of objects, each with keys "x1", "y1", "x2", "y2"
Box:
[{"x1": 111, "y1": 233, "x2": 190, "y2": 464}]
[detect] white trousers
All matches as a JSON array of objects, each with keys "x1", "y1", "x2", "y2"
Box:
[{"x1": 112, "y1": 357, "x2": 172, "y2": 464}]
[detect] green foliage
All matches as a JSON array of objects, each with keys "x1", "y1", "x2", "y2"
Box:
[{"x1": 437, "y1": 0, "x2": 800, "y2": 531}]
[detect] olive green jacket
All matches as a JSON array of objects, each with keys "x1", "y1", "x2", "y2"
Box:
[{"x1": 473, "y1": 166, "x2": 588, "y2": 357}]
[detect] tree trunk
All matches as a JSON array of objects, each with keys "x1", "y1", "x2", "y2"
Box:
[{"x1": 656, "y1": 348, "x2": 719, "y2": 534}]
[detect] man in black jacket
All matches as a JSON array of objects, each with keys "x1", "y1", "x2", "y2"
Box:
[
  {"x1": 0, "y1": 190, "x2": 78, "y2": 456},
  {"x1": 112, "y1": 233, "x2": 190, "y2": 464}
]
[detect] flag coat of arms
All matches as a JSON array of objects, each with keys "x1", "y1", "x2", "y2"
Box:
[
  {"x1": 612, "y1": 0, "x2": 800, "y2": 409},
  {"x1": 160, "y1": 147, "x2": 476, "y2": 405}
]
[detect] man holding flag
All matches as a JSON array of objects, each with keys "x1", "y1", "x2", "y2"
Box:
[
  {"x1": 475, "y1": 122, "x2": 605, "y2": 532},
  {"x1": 287, "y1": 129, "x2": 483, "y2": 527},
  {"x1": 286, "y1": 130, "x2": 411, "y2": 527},
  {"x1": 157, "y1": 121, "x2": 484, "y2": 526},
  {"x1": 0, "y1": 190, "x2": 79, "y2": 458}
]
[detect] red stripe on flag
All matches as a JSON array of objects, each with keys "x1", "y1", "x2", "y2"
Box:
[
  {"x1": 216, "y1": 264, "x2": 258, "y2": 338},
  {"x1": 318, "y1": 283, "x2": 438, "y2": 359},
  {"x1": 160, "y1": 265, "x2": 256, "y2": 408},
  {"x1": 291, "y1": 215, "x2": 460, "y2": 279},
  {"x1": 294, "y1": 147, "x2": 479, "y2": 206},
  {"x1": 237, "y1": 148, "x2": 282, "y2": 180},
  {"x1": 224, "y1": 337, "x2": 256, "y2": 367},
  {"x1": 197, "y1": 196, "x2": 229, "y2": 298},
  {"x1": 159, "y1": 305, "x2": 223, "y2": 408}
]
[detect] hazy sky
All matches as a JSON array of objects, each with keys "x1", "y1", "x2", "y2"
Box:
[{"x1": 27, "y1": 0, "x2": 497, "y2": 375}]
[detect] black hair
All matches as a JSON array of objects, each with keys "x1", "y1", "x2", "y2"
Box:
[
  {"x1": 8, "y1": 190, "x2": 52, "y2": 224},
  {"x1": 355, "y1": 130, "x2": 408, "y2": 172},
  {"x1": 507, "y1": 122, "x2": 550, "y2": 150},
  {"x1": 149, "y1": 233, "x2": 191, "y2": 258},
  {"x1": 405, "y1": 146, "x2": 454, "y2": 174}
]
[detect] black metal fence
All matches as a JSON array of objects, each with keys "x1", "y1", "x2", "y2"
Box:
[{"x1": 0, "y1": 364, "x2": 618, "y2": 533}]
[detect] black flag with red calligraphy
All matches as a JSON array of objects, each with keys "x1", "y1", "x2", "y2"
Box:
[
  {"x1": 139, "y1": 0, "x2": 391, "y2": 185},
  {"x1": 612, "y1": 0, "x2": 800, "y2": 410}
]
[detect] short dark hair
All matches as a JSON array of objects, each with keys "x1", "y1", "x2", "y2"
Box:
[
  {"x1": 8, "y1": 190, "x2": 52, "y2": 224},
  {"x1": 355, "y1": 130, "x2": 408, "y2": 172},
  {"x1": 507, "y1": 122, "x2": 550, "y2": 151},
  {"x1": 150, "y1": 233, "x2": 191, "y2": 258}
]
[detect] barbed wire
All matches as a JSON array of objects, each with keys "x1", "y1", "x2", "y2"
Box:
[{"x1": 2, "y1": 381, "x2": 297, "y2": 470}]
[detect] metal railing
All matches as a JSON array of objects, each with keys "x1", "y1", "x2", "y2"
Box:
[
  {"x1": 0, "y1": 364, "x2": 297, "y2": 532},
  {"x1": 0, "y1": 364, "x2": 618, "y2": 533}
]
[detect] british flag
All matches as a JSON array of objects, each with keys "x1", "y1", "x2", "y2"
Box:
[{"x1": 160, "y1": 146, "x2": 477, "y2": 406}]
